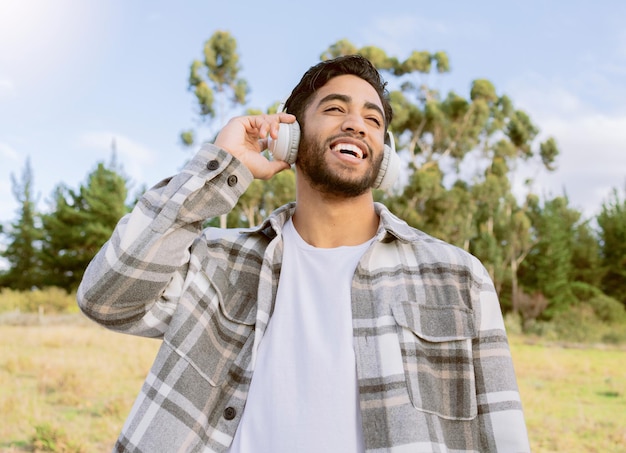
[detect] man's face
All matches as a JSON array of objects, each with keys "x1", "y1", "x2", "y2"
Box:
[{"x1": 296, "y1": 74, "x2": 386, "y2": 197}]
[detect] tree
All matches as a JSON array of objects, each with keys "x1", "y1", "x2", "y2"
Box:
[
  {"x1": 570, "y1": 219, "x2": 603, "y2": 288},
  {"x1": 181, "y1": 30, "x2": 249, "y2": 147},
  {"x1": 518, "y1": 196, "x2": 579, "y2": 318},
  {"x1": 181, "y1": 30, "x2": 251, "y2": 228},
  {"x1": 39, "y1": 158, "x2": 128, "y2": 292},
  {"x1": 321, "y1": 40, "x2": 558, "y2": 311},
  {"x1": 0, "y1": 158, "x2": 42, "y2": 289},
  {"x1": 597, "y1": 186, "x2": 626, "y2": 305}
]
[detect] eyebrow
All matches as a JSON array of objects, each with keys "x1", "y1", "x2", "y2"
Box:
[{"x1": 316, "y1": 93, "x2": 385, "y2": 120}]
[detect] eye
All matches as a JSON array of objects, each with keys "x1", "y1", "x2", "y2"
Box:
[
  {"x1": 367, "y1": 116, "x2": 382, "y2": 127},
  {"x1": 324, "y1": 106, "x2": 344, "y2": 113}
]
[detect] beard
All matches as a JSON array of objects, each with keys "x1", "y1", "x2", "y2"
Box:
[{"x1": 297, "y1": 132, "x2": 384, "y2": 198}]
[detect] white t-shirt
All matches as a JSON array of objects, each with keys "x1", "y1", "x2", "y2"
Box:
[{"x1": 227, "y1": 219, "x2": 372, "y2": 453}]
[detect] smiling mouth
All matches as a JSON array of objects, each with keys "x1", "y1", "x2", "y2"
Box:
[{"x1": 331, "y1": 142, "x2": 365, "y2": 159}]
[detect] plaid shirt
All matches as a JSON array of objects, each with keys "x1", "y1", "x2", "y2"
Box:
[{"x1": 78, "y1": 144, "x2": 530, "y2": 453}]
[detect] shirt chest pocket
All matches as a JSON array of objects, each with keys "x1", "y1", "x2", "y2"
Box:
[
  {"x1": 165, "y1": 271, "x2": 257, "y2": 387},
  {"x1": 390, "y1": 300, "x2": 477, "y2": 420}
]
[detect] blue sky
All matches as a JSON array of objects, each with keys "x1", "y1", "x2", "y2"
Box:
[{"x1": 1, "y1": 0, "x2": 625, "y2": 226}]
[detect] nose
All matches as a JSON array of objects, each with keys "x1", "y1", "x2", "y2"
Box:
[{"x1": 341, "y1": 114, "x2": 367, "y2": 137}]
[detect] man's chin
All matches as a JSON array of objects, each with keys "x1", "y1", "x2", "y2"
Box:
[{"x1": 311, "y1": 174, "x2": 374, "y2": 198}]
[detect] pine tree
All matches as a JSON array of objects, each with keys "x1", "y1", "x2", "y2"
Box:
[
  {"x1": 519, "y1": 196, "x2": 579, "y2": 317},
  {"x1": 0, "y1": 158, "x2": 42, "y2": 289},
  {"x1": 40, "y1": 160, "x2": 128, "y2": 291},
  {"x1": 597, "y1": 187, "x2": 626, "y2": 305}
]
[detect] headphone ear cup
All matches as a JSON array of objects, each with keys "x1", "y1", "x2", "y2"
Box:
[
  {"x1": 373, "y1": 132, "x2": 401, "y2": 191},
  {"x1": 268, "y1": 122, "x2": 300, "y2": 165}
]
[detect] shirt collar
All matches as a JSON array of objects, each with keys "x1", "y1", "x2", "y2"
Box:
[{"x1": 240, "y1": 202, "x2": 418, "y2": 244}]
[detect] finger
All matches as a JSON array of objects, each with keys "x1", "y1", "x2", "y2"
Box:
[
  {"x1": 258, "y1": 121, "x2": 270, "y2": 139},
  {"x1": 254, "y1": 115, "x2": 278, "y2": 139},
  {"x1": 278, "y1": 112, "x2": 296, "y2": 123},
  {"x1": 268, "y1": 113, "x2": 296, "y2": 139},
  {"x1": 258, "y1": 137, "x2": 269, "y2": 151}
]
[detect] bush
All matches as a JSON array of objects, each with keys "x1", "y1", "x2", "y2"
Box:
[
  {"x1": 544, "y1": 302, "x2": 626, "y2": 344},
  {"x1": 587, "y1": 294, "x2": 626, "y2": 324},
  {"x1": 552, "y1": 304, "x2": 601, "y2": 343},
  {"x1": 570, "y1": 281, "x2": 603, "y2": 301},
  {"x1": 0, "y1": 287, "x2": 77, "y2": 314},
  {"x1": 0, "y1": 288, "x2": 27, "y2": 312},
  {"x1": 503, "y1": 312, "x2": 523, "y2": 335}
]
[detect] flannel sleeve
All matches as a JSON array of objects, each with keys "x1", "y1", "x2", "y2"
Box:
[
  {"x1": 472, "y1": 258, "x2": 531, "y2": 452},
  {"x1": 76, "y1": 144, "x2": 253, "y2": 337}
]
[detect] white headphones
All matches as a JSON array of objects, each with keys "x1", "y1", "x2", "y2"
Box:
[{"x1": 268, "y1": 121, "x2": 401, "y2": 191}]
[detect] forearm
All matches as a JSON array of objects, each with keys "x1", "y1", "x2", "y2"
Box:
[{"x1": 76, "y1": 144, "x2": 253, "y2": 336}]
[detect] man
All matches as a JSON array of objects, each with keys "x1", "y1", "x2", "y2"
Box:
[{"x1": 78, "y1": 55, "x2": 530, "y2": 452}]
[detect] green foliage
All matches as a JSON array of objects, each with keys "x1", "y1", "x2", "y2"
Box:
[
  {"x1": 39, "y1": 160, "x2": 128, "y2": 292},
  {"x1": 506, "y1": 109, "x2": 538, "y2": 156},
  {"x1": 0, "y1": 287, "x2": 78, "y2": 314},
  {"x1": 552, "y1": 305, "x2": 601, "y2": 343},
  {"x1": 570, "y1": 281, "x2": 604, "y2": 301},
  {"x1": 184, "y1": 30, "x2": 248, "y2": 146},
  {"x1": 432, "y1": 51, "x2": 450, "y2": 73},
  {"x1": 2, "y1": 36, "x2": 625, "y2": 345},
  {"x1": 539, "y1": 137, "x2": 559, "y2": 170},
  {"x1": 519, "y1": 196, "x2": 579, "y2": 317},
  {"x1": 518, "y1": 288, "x2": 626, "y2": 344},
  {"x1": 470, "y1": 79, "x2": 497, "y2": 102},
  {"x1": 588, "y1": 294, "x2": 626, "y2": 324},
  {"x1": 570, "y1": 221, "x2": 604, "y2": 286},
  {"x1": 318, "y1": 41, "x2": 563, "y2": 317},
  {"x1": 228, "y1": 166, "x2": 296, "y2": 227},
  {"x1": 357, "y1": 46, "x2": 397, "y2": 70},
  {"x1": 320, "y1": 39, "x2": 359, "y2": 60},
  {"x1": 401, "y1": 50, "x2": 433, "y2": 74},
  {"x1": 0, "y1": 158, "x2": 42, "y2": 289},
  {"x1": 550, "y1": 304, "x2": 626, "y2": 344},
  {"x1": 597, "y1": 187, "x2": 626, "y2": 305},
  {"x1": 180, "y1": 129, "x2": 194, "y2": 146}
]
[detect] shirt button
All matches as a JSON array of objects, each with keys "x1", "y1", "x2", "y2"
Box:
[
  {"x1": 223, "y1": 406, "x2": 236, "y2": 420},
  {"x1": 227, "y1": 175, "x2": 238, "y2": 186},
  {"x1": 207, "y1": 160, "x2": 219, "y2": 171}
]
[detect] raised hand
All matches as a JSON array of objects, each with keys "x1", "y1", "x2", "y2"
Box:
[{"x1": 214, "y1": 112, "x2": 296, "y2": 180}]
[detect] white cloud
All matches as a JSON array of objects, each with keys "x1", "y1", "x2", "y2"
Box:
[
  {"x1": 77, "y1": 131, "x2": 157, "y2": 184},
  {"x1": 507, "y1": 74, "x2": 626, "y2": 218},
  {"x1": 539, "y1": 113, "x2": 626, "y2": 211},
  {"x1": 512, "y1": 80, "x2": 585, "y2": 120},
  {"x1": 0, "y1": 142, "x2": 19, "y2": 160}
]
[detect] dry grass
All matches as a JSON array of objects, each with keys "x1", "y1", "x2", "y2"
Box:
[
  {"x1": 511, "y1": 338, "x2": 626, "y2": 452},
  {"x1": 1, "y1": 316, "x2": 625, "y2": 452},
  {"x1": 0, "y1": 317, "x2": 159, "y2": 452}
]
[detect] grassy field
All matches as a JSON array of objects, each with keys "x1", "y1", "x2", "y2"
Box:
[{"x1": 1, "y1": 318, "x2": 625, "y2": 452}]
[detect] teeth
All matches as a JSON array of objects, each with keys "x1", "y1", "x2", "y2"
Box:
[{"x1": 332, "y1": 143, "x2": 364, "y2": 159}]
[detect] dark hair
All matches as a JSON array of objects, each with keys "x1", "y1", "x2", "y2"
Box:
[{"x1": 284, "y1": 55, "x2": 393, "y2": 130}]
